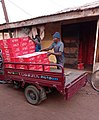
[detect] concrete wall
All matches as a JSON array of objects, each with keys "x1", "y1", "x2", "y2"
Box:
[
  {"x1": 0, "y1": 33, "x2": 3, "y2": 39},
  {"x1": 41, "y1": 22, "x2": 61, "y2": 63}
]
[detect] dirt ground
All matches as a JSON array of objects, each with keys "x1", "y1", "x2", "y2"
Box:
[{"x1": 0, "y1": 83, "x2": 99, "y2": 120}]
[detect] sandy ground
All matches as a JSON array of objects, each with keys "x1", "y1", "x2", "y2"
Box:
[{"x1": 0, "y1": 83, "x2": 99, "y2": 120}]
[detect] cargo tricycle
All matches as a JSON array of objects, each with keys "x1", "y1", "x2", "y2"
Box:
[{"x1": 0, "y1": 61, "x2": 88, "y2": 105}]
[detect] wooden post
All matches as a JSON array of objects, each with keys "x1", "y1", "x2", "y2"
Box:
[
  {"x1": 2, "y1": 32, "x2": 4, "y2": 39},
  {"x1": 93, "y1": 19, "x2": 99, "y2": 72},
  {"x1": 1, "y1": 0, "x2": 12, "y2": 38}
]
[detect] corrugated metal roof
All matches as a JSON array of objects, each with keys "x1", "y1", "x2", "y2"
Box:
[
  {"x1": 57, "y1": 1, "x2": 99, "y2": 14},
  {"x1": 0, "y1": 1, "x2": 99, "y2": 30}
]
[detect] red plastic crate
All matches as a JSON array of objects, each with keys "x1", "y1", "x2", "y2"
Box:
[
  {"x1": 0, "y1": 42, "x2": 9, "y2": 48},
  {"x1": 41, "y1": 52, "x2": 48, "y2": 58},
  {"x1": 20, "y1": 37, "x2": 29, "y2": 48},
  {"x1": 20, "y1": 42, "x2": 29, "y2": 47},
  {"x1": 22, "y1": 50, "x2": 29, "y2": 55},
  {"x1": 2, "y1": 38, "x2": 20, "y2": 48},
  {"x1": 29, "y1": 65, "x2": 37, "y2": 70},
  {"x1": 2, "y1": 51, "x2": 21, "y2": 58},
  {"x1": 3, "y1": 56, "x2": 14, "y2": 62},
  {"x1": 2, "y1": 47, "x2": 21, "y2": 58},
  {"x1": 28, "y1": 39, "x2": 35, "y2": 46},
  {"x1": 20, "y1": 46, "x2": 28, "y2": 51},
  {"x1": 3, "y1": 38, "x2": 19, "y2": 43},
  {"x1": 16, "y1": 65, "x2": 28, "y2": 70},
  {"x1": 29, "y1": 45, "x2": 35, "y2": 50},
  {"x1": 44, "y1": 66, "x2": 50, "y2": 71},
  {"x1": 0, "y1": 40, "x2": 3, "y2": 47},
  {"x1": 77, "y1": 63, "x2": 84, "y2": 70},
  {"x1": 20, "y1": 46, "x2": 29, "y2": 55},
  {"x1": 14, "y1": 57, "x2": 24, "y2": 62},
  {"x1": 37, "y1": 64, "x2": 43, "y2": 70},
  {"x1": 28, "y1": 40, "x2": 35, "y2": 53},
  {"x1": 3, "y1": 52, "x2": 50, "y2": 71},
  {"x1": 10, "y1": 38, "x2": 19, "y2": 43},
  {"x1": 28, "y1": 49, "x2": 35, "y2": 53},
  {"x1": 4, "y1": 64, "x2": 15, "y2": 68},
  {"x1": 14, "y1": 56, "x2": 36, "y2": 63},
  {"x1": 2, "y1": 47, "x2": 20, "y2": 53},
  {"x1": 1, "y1": 43, "x2": 19, "y2": 49},
  {"x1": 20, "y1": 37, "x2": 29, "y2": 42}
]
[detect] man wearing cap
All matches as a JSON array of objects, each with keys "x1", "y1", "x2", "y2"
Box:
[{"x1": 41, "y1": 32, "x2": 64, "y2": 68}]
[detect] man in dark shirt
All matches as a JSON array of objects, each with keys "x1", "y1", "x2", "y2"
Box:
[{"x1": 41, "y1": 32, "x2": 64, "y2": 67}]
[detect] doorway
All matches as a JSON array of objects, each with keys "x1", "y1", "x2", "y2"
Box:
[{"x1": 62, "y1": 20, "x2": 97, "y2": 71}]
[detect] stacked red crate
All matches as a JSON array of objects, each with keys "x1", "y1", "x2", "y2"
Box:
[
  {"x1": 0, "y1": 37, "x2": 35, "y2": 60},
  {"x1": 36, "y1": 52, "x2": 50, "y2": 71},
  {"x1": 19, "y1": 37, "x2": 35, "y2": 55},
  {"x1": 14, "y1": 52, "x2": 50, "y2": 71},
  {"x1": 2, "y1": 47, "x2": 20, "y2": 58},
  {"x1": 0, "y1": 38, "x2": 21, "y2": 68},
  {"x1": 28, "y1": 39, "x2": 35, "y2": 53},
  {"x1": 14, "y1": 53, "x2": 37, "y2": 70},
  {"x1": 0, "y1": 37, "x2": 50, "y2": 71},
  {"x1": 20, "y1": 37, "x2": 29, "y2": 55},
  {"x1": 0, "y1": 38, "x2": 20, "y2": 59},
  {"x1": 31, "y1": 52, "x2": 50, "y2": 71}
]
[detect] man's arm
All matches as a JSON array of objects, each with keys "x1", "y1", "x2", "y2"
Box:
[
  {"x1": 48, "y1": 52, "x2": 62, "y2": 56},
  {"x1": 41, "y1": 43, "x2": 54, "y2": 51},
  {"x1": 40, "y1": 47, "x2": 51, "y2": 51}
]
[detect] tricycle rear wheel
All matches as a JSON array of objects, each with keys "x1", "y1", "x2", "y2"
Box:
[
  {"x1": 25, "y1": 85, "x2": 40, "y2": 105},
  {"x1": 91, "y1": 70, "x2": 99, "y2": 92}
]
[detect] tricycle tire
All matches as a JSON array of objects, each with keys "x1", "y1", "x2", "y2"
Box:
[
  {"x1": 25, "y1": 85, "x2": 40, "y2": 105},
  {"x1": 91, "y1": 70, "x2": 99, "y2": 92}
]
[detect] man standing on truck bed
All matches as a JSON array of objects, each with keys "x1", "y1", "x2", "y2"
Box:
[{"x1": 41, "y1": 32, "x2": 64, "y2": 68}]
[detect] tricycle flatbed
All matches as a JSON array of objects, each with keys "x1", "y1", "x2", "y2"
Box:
[
  {"x1": 0, "y1": 62, "x2": 88, "y2": 105},
  {"x1": 51, "y1": 68, "x2": 86, "y2": 86}
]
